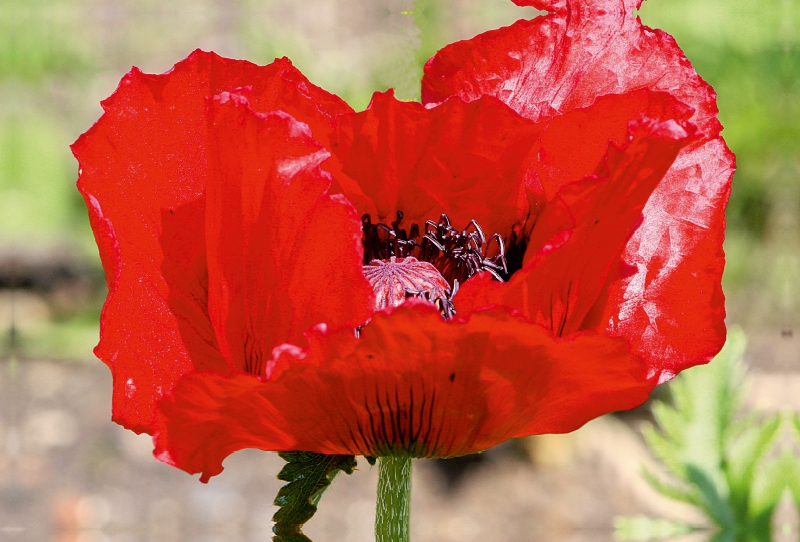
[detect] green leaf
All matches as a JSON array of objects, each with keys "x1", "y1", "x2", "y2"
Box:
[
  {"x1": 640, "y1": 466, "x2": 698, "y2": 507},
  {"x1": 272, "y1": 452, "x2": 358, "y2": 542},
  {"x1": 623, "y1": 328, "x2": 789, "y2": 539},
  {"x1": 641, "y1": 331, "x2": 749, "y2": 516},
  {"x1": 748, "y1": 447, "x2": 795, "y2": 540},
  {"x1": 790, "y1": 413, "x2": 800, "y2": 507},
  {"x1": 623, "y1": 327, "x2": 800, "y2": 542},
  {"x1": 685, "y1": 464, "x2": 737, "y2": 531},
  {"x1": 613, "y1": 515, "x2": 693, "y2": 541},
  {"x1": 725, "y1": 413, "x2": 781, "y2": 519},
  {"x1": 642, "y1": 420, "x2": 687, "y2": 480}
]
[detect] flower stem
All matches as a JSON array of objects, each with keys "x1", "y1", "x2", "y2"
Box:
[{"x1": 375, "y1": 456, "x2": 411, "y2": 542}]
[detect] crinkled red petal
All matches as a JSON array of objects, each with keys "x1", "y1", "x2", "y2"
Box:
[
  {"x1": 72, "y1": 50, "x2": 360, "y2": 433},
  {"x1": 581, "y1": 138, "x2": 731, "y2": 381},
  {"x1": 456, "y1": 106, "x2": 697, "y2": 339},
  {"x1": 422, "y1": 0, "x2": 721, "y2": 136},
  {"x1": 153, "y1": 302, "x2": 652, "y2": 481},
  {"x1": 329, "y1": 90, "x2": 544, "y2": 236},
  {"x1": 423, "y1": 0, "x2": 734, "y2": 378},
  {"x1": 523, "y1": 89, "x2": 695, "y2": 200},
  {"x1": 205, "y1": 92, "x2": 374, "y2": 374}
]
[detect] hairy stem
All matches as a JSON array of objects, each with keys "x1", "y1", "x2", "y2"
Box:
[{"x1": 375, "y1": 456, "x2": 411, "y2": 542}]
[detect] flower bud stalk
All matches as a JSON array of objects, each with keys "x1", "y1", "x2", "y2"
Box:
[{"x1": 375, "y1": 456, "x2": 411, "y2": 542}]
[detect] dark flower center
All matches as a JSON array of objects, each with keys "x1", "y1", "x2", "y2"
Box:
[{"x1": 361, "y1": 212, "x2": 512, "y2": 317}]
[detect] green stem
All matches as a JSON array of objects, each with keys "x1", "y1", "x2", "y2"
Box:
[{"x1": 375, "y1": 456, "x2": 411, "y2": 542}]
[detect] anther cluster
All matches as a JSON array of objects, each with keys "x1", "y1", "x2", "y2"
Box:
[{"x1": 362, "y1": 212, "x2": 510, "y2": 317}]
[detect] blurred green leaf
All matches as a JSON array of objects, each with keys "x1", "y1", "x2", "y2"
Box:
[
  {"x1": 620, "y1": 329, "x2": 796, "y2": 542},
  {"x1": 614, "y1": 515, "x2": 692, "y2": 541},
  {"x1": 748, "y1": 446, "x2": 795, "y2": 538},
  {"x1": 784, "y1": 413, "x2": 800, "y2": 507},
  {"x1": 726, "y1": 414, "x2": 781, "y2": 519},
  {"x1": 640, "y1": 466, "x2": 697, "y2": 507}
]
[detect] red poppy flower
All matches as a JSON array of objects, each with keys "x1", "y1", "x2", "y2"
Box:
[{"x1": 73, "y1": 0, "x2": 733, "y2": 482}]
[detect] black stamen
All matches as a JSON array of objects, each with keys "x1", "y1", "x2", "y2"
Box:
[{"x1": 362, "y1": 212, "x2": 523, "y2": 320}]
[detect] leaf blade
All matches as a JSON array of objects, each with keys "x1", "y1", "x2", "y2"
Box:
[{"x1": 272, "y1": 452, "x2": 358, "y2": 542}]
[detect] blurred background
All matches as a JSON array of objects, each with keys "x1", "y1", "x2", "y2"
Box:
[{"x1": 1, "y1": 0, "x2": 798, "y2": 540}]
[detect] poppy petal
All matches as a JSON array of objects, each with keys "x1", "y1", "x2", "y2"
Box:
[
  {"x1": 423, "y1": 0, "x2": 734, "y2": 377},
  {"x1": 153, "y1": 303, "x2": 651, "y2": 481},
  {"x1": 456, "y1": 112, "x2": 696, "y2": 337},
  {"x1": 204, "y1": 92, "x2": 374, "y2": 375},
  {"x1": 523, "y1": 89, "x2": 696, "y2": 200},
  {"x1": 421, "y1": 0, "x2": 721, "y2": 137},
  {"x1": 72, "y1": 51, "x2": 358, "y2": 433},
  {"x1": 330, "y1": 91, "x2": 544, "y2": 237},
  {"x1": 582, "y1": 138, "x2": 732, "y2": 381}
]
